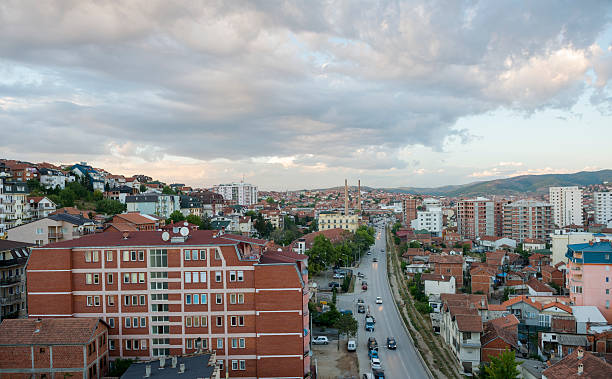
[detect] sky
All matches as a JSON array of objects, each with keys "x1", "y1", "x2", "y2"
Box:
[{"x1": 1, "y1": 1, "x2": 611, "y2": 191}]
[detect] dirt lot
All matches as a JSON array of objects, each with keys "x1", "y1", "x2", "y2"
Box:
[{"x1": 312, "y1": 341, "x2": 359, "y2": 379}]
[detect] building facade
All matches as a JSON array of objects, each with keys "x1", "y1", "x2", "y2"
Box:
[
  {"x1": 7, "y1": 213, "x2": 97, "y2": 246},
  {"x1": 594, "y1": 192, "x2": 612, "y2": 227},
  {"x1": 126, "y1": 194, "x2": 181, "y2": 219},
  {"x1": 412, "y1": 203, "x2": 443, "y2": 236},
  {"x1": 402, "y1": 198, "x2": 419, "y2": 225},
  {"x1": 549, "y1": 186, "x2": 583, "y2": 227},
  {"x1": 213, "y1": 183, "x2": 258, "y2": 206},
  {"x1": 457, "y1": 198, "x2": 506, "y2": 240},
  {"x1": 317, "y1": 212, "x2": 359, "y2": 233},
  {"x1": 0, "y1": 178, "x2": 30, "y2": 231},
  {"x1": 26, "y1": 230, "x2": 310, "y2": 378},
  {"x1": 502, "y1": 200, "x2": 554, "y2": 243},
  {"x1": 566, "y1": 241, "x2": 612, "y2": 323},
  {"x1": 0, "y1": 240, "x2": 32, "y2": 321}
]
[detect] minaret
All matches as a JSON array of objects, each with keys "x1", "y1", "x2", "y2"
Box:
[
  {"x1": 358, "y1": 179, "x2": 361, "y2": 212},
  {"x1": 344, "y1": 179, "x2": 349, "y2": 215}
]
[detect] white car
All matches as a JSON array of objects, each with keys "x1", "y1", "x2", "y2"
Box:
[
  {"x1": 370, "y1": 357, "x2": 382, "y2": 370},
  {"x1": 312, "y1": 336, "x2": 329, "y2": 345},
  {"x1": 376, "y1": 297, "x2": 383, "y2": 304}
]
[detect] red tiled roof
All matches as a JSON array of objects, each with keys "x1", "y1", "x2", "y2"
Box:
[
  {"x1": 114, "y1": 213, "x2": 156, "y2": 225},
  {"x1": 487, "y1": 304, "x2": 507, "y2": 311},
  {"x1": 488, "y1": 314, "x2": 519, "y2": 330},
  {"x1": 105, "y1": 223, "x2": 138, "y2": 232},
  {"x1": 542, "y1": 349, "x2": 612, "y2": 379},
  {"x1": 292, "y1": 228, "x2": 351, "y2": 250},
  {"x1": 505, "y1": 279, "x2": 525, "y2": 286},
  {"x1": 470, "y1": 266, "x2": 496, "y2": 276},
  {"x1": 429, "y1": 254, "x2": 464, "y2": 264},
  {"x1": 502, "y1": 295, "x2": 543, "y2": 311},
  {"x1": 526, "y1": 278, "x2": 554, "y2": 293},
  {"x1": 441, "y1": 293, "x2": 488, "y2": 310},
  {"x1": 482, "y1": 315, "x2": 519, "y2": 348},
  {"x1": 0, "y1": 318, "x2": 104, "y2": 345},
  {"x1": 421, "y1": 274, "x2": 452, "y2": 282},
  {"x1": 542, "y1": 302, "x2": 573, "y2": 314},
  {"x1": 480, "y1": 235, "x2": 501, "y2": 242},
  {"x1": 51, "y1": 207, "x2": 95, "y2": 219},
  {"x1": 455, "y1": 314, "x2": 483, "y2": 332},
  {"x1": 523, "y1": 238, "x2": 545, "y2": 244}
]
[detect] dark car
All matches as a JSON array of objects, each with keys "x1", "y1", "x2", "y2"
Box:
[
  {"x1": 357, "y1": 298, "x2": 365, "y2": 304},
  {"x1": 358, "y1": 304, "x2": 366, "y2": 313},
  {"x1": 328, "y1": 281, "x2": 340, "y2": 288},
  {"x1": 386, "y1": 337, "x2": 397, "y2": 349},
  {"x1": 372, "y1": 368, "x2": 385, "y2": 379},
  {"x1": 357, "y1": 272, "x2": 365, "y2": 278},
  {"x1": 367, "y1": 337, "x2": 378, "y2": 351},
  {"x1": 362, "y1": 281, "x2": 368, "y2": 290}
]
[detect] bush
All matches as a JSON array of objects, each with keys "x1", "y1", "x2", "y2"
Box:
[
  {"x1": 415, "y1": 301, "x2": 433, "y2": 314},
  {"x1": 108, "y1": 358, "x2": 134, "y2": 377}
]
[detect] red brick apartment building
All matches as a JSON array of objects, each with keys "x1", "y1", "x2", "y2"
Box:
[
  {"x1": 456, "y1": 198, "x2": 507, "y2": 240},
  {"x1": 0, "y1": 318, "x2": 109, "y2": 378},
  {"x1": 502, "y1": 200, "x2": 553, "y2": 243},
  {"x1": 430, "y1": 255, "x2": 464, "y2": 289},
  {"x1": 26, "y1": 229, "x2": 310, "y2": 379}
]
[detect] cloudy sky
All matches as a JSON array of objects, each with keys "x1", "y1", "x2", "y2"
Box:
[{"x1": 1, "y1": 1, "x2": 611, "y2": 190}]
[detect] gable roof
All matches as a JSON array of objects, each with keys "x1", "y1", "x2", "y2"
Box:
[
  {"x1": 502, "y1": 295, "x2": 543, "y2": 311},
  {"x1": 455, "y1": 314, "x2": 483, "y2": 332},
  {"x1": 542, "y1": 349, "x2": 612, "y2": 379},
  {"x1": 429, "y1": 254, "x2": 464, "y2": 264},
  {"x1": 114, "y1": 213, "x2": 156, "y2": 225},
  {"x1": 0, "y1": 318, "x2": 104, "y2": 345},
  {"x1": 543, "y1": 302, "x2": 573, "y2": 314},
  {"x1": 526, "y1": 278, "x2": 554, "y2": 293}
]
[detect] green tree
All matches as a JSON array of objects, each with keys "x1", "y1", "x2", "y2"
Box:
[
  {"x1": 186, "y1": 214, "x2": 203, "y2": 227},
  {"x1": 409, "y1": 241, "x2": 421, "y2": 249},
  {"x1": 266, "y1": 196, "x2": 275, "y2": 204},
  {"x1": 462, "y1": 243, "x2": 471, "y2": 254},
  {"x1": 334, "y1": 313, "x2": 358, "y2": 340},
  {"x1": 162, "y1": 186, "x2": 176, "y2": 195},
  {"x1": 95, "y1": 199, "x2": 126, "y2": 215},
  {"x1": 199, "y1": 215, "x2": 213, "y2": 230},
  {"x1": 167, "y1": 210, "x2": 185, "y2": 224},
  {"x1": 108, "y1": 358, "x2": 134, "y2": 377},
  {"x1": 483, "y1": 350, "x2": 520, "y2": 379},
  {"x1": 93, "y1": 190, "x2": 103, "y2": 201},
  {"x1": 27, "y1": 179, "x2": 44, "y2": 195},
  {"x1": 139, "y1": 184, "x2": 147, "y2": 193},
  {"x1": 306, "y1": 234, "x2": 335, "y2": 275}
]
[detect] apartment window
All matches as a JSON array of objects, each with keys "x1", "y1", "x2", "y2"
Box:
[
  {"x1": 186, "y1": 316, "x2": 192, "y2": 327},
  {"x1": 139, "y1": 317, "x2": 147, "y2": 327},
  {"x1": 229, "y1": 271, "x2": 236, "y2": 282},
  {"x1": 607, "y1": 277, "x2": 610, "y2": 283},
  {"x1": 607, "y1": 289, "x2": 610, "y2": 295},
  {"x1": 187, "y1": 339, "x2": 193, "y2": 349},
  {"x1": 86, "y1": 274, "x2": 93, "y2": 285},
  {"x1": 215, "y1": 271, "x2": 222, "y2": 282},
  {"x1": 607, "y1": 300, "x2": 610, "y2": 309},
  {"x1": 122, "y1": 251, "x2": 129, "y2": 261},
  {"x1": 125, "y1": 317, "x2": 131, "y2": 328},
  {"x1": 194, "y1": 316, "x2": 200, "y2": 327},
  {"x1": 125, "y1": 340, "x2": 132, "y2": 350},
  {"x1": 86, "y1": 296, "x2": 93, "y2": 306},
  {"x1": 140, "y1": 295, "x2": 146, "y2": 305},
  {"x1": 85, "y1": 251, "x2": 92, "y2": 262},
  {"x1": 139, "y1": 273, "x2": 145, "y2": 283},
  {"x1": 200, "y1": 250, "x2": 206, "y2": 260},
  {"x1": 218, "y1": 360, "x2": 224, "y2": 370},
  {"x1": 462, "y1": 332, "x2": 471, "y2": 341},
  {"x1": 133, "y1": 317, "x2": 139, "y2": 328},
  {"x1": 230, "y1": 294, "x2": 236, "y2": 304},
  {"x1": 239, "y1": 338, "x2": 245, "y2": 348},
  {"x1": 107, "y1": 273, "x2": 113, "y2": 284},
  {"x1": 232, "y1": 360, "x2": 238, "y2": 370},
  {"x1": 131, "y1": 273, "x2": 138, "y2": 283},
  {"x1": 237, "y1": 293, "x2": 244, "y2": 304},
  {"x1": 186, "y1": 294, "x2": 192, "y2": 305},
  {"x1": 108, "y1": 295, "x2": 115, "y2": 306},
  {"x1": 93, "y1": 274, "x2": 99, "y2": 284},
  {"x1": 217, "y1": 338, "x2": 223, "y2": 349},
  {"x1": 130, "y1": 251, "x2": 137, "y2": 261},
  {"x1": 150, "y1": 249, "x2": 168, "y2": 267},
  {"x1": 216, "y1": 294, "x2": 223, "y2": 304},
  {"x1": 194, "y1": 294, "x2": 200, "y2": 304},
  {"x1": 200, "y1": 272, "x2": 206, "y2": 283},
  {"x1": 239, "y1": 316, "x2": 244, "y2": 326},
  {"x1": 185, "y1": 272, "x2": 192, "y2": 283},
  {"x1": 193, "y1": 271, "x2": 199, "y2": 283},
  {"x1": 123, "y1": 273, "x2": 130, "y2": 283},
  {"x1": 108, "y1": 318, "x2": 115, "y2": 328},
  {"x1": 124, "y1": 296, "x2": 130, "y2": 306},
  {"x1": 216, "y1": 316, "x2": 222, "y2": 327},
  {"x1": 141, "y1": 339, "x2": 147, "y2": 350},
  {"x1": 231, "y1": 316, "x2": 237, "y2": 327},
  {"x1": 109, "y1": 340, "x2": 115, "y2": 351},
  {"x1": 106, "y1": 250, "x2": 113, "y2": 261},
  {"x1": 239, "y1": 360, "x2": 246, "y2": 370},
  {"x1": 237, "y1": 271, "x2": 244, "y2": 281},
  {"x1": 201, "y1": 316, "x2": 208, "y2": 327},
  {"x1": 185, "y1": 250, "x2": 191, "y2": 260},
  {"x1": 138, "y1": 250, "x2": 145, "y2": 261},
  {"x1": 92, "y1": 251, "x2": 99, "y2": 262}
]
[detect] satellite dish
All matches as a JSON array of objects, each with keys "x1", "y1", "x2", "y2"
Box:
[
  {"x1": 161, "y1": 231, "x2": 170, "y2": 241},
  {"x1": 184, "y1": 221, "x2": 188, "y2": 226},
  {"x1": 180, "y1": 227, "x2": 189, "y2": 237}
]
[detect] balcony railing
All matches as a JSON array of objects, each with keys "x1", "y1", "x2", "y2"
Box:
[
  {"x1": 0, "y1": 276, "x2": 21, "y2": 286},
  {"x1": 48, "y1": 232, "x2": 63, "y2": 239},
  {"x1": 0, "y1": 294, "x2": 21, "y2": 305}
]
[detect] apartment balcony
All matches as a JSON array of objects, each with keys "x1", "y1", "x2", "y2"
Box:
[
  {"x1": 0, "y1": 294, "x2": 21, "y2": 305},
  {"x1": 0, "y1": 276, "x2": 21, "y2": 286},
  {"x1": 48, "y1": 232, "x2": 63, "y2": 239}
]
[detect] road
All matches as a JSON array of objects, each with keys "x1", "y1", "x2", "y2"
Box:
[{"x1": 338, "y1": 224, "x2": 430, "y2": 378}]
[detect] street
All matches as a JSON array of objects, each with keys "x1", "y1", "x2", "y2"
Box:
[{"x1": 337, "y1": 224, "x2": 430, "y2": 378}]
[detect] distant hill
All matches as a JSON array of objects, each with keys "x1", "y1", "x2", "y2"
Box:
[{"x1": 385, "y1": 170, "x2": 612, "y2": 196}]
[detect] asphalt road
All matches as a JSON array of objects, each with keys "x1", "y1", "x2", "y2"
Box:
[{"x1": 338, "y1": 224, "x2": 430, "y2": 379}]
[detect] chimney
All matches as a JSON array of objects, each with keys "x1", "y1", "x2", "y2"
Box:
[
  {"x1": 578, "y1": 363, "x2": 583, "y2": 375},
  {"x1": 577, "y1": 347, "x2": 584, "y2": 359},
  {"x1": 344, "y1": 179, "x2": 348, "y2": 215},
  {"x1": 172, "y1": 356, "x2": 177, "y2": 368},
  {"x1": 179, "y1": 363, "x2": 185, "y2": 374},
  {"x1": 145, "y1": 365, "x2": 151, "y2": 378},
  {"x1": 159, "y1": 356, "x2": 166, "y2": 369},
  {"x1": 358, "y1": 179, "x2": 361, "y2": 212}
]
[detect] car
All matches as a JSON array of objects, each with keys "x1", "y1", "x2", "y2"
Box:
[
  {"x1": 376, "y1": 297, "x2": 383, "y2": 304},
  {"x1": 386, "y1": 337, "x2": 397, "y2": 349},
  {"x1": 357, "y1": 272, "x2": 365, "y2": 278},
  {"x1": 362, "y1": 283, "x2": 368, "y2": 290},
  {"x1": 333, "y1": 272, "x2": 345, "y2": 279},
  {"x1": 367, "y1": 251, "x2": 372, "y2": 255},
  {"x1": 372, "y1": 368, "x2": 385, "y2": 379},
  {"x1": 328, "y1": 281, "x2": 340, "y2": 288},
  {"x1": 368, "y1": 348, "x2": 379, "y2": 359},
  {"x1": 312, "y1": 336, "x2": 329, "y2": 345},
  {"x1": 357, "y1": 298, "x2": 365, "y2": 304},
  {"x1": 370, "y1": 357, "x2": 382, "y2": 370},
  {"x1": 358, "y1": 304, "x2": 366, "y2": 313},
  {"x1": 372, "y1": 257, "x2": 378, "y2": 262},
  {"x1": 340, "y1": 309, "x2": 353, "y2": 315},
  {"x1": 367, "y1": 337, "x2": 378, "y2": 350},
  {"x1": 347, "y1": 339, "x2": 356, "y2": 352}
]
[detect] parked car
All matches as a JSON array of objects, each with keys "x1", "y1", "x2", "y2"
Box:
[
  {"x1": 333, "y1": 273, "x2": 345, "y2": 279},
  {"x1": 386, "y1": 337, "x2": 397, "y2": 349},
  {"x1": 367, "y1": 337, "x2": 378, "y2": 350},
  {"x1": 347, "y1": 339, "x2": 356, "y2": 352},
  {"x1": 376, "y1": 297, "x2": 383, "y2": 304},
  {"x1": 328, "y1": 281, "x2": 340, "y2": 288},
  {"x1": 358, "y1": 304, "x2": 366, "y2": 313},
  {"x1": 340, "y1": 309, "x2": 353, "y2": 315},
  {"x1": 372, "y1": 257, "x2": 378, "y2": 262},
  {"x1": 370, "y1": 357, "x2": 382, "y2": 370},
  {"x1": 357, "y1": 272, "x2": 365, "y2": 278},
  {"x1": 372, "y1": 368, "x2": 385, "y2": 379},
  {"x1": 357, "y1": 298, "x2": 365, "y2": 304},
  {"x1": 312, "y1": 336, "x2": 329, "y2": 345},
  {"x1": 367, "y1": 251, "x2": 372, "y2": 255}
]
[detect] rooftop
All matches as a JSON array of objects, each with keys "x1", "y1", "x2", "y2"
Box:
[
  {"x1": 121, "y1": 353, "x2": 218, "y2": 379},
  {"x1": 0, "y1": 318, "x2": 104, "y2": 345},
  {"x1": 542, "y1": 349, "x2": 612, "y2": 379}
]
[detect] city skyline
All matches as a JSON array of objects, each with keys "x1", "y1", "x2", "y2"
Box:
[{"x1": 1, "y1": 1, "x2": 611, "y2": 190}]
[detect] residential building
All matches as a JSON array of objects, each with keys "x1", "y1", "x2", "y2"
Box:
[
  {"x1": 126, "y1": 194, "x2": 181, "y2": 219},
  {"x1": 27, "y1": 196, "x2": 57, "y2": 219},
  {"x1": 403, "y1": 198, "x2": 418, "y2": 225},
  {"x1": 549, "y1": 186, "x2": 583, "y2": 227},
  {"x1": 478, "y1": 236, "x2": 517, "y2": 251},
  {"x1": 551, "y1": 231, "x2": 598, "y2": 265},
  {"x1": 526, "y1": 278, "x2": 554, "y2": 296},
  {"x1": 5, "y1": 162, "x2": 38, "y2": 182},
  {"x1": 26, "y1": 230, "x2": 311, "y2": 378},
  {"x1": 503, "y1": 200, "x2": 554, "y2": 243},
  {"x1": 422, "y1": 274, "x2": 456, "y2": 298},
  {"x1": 430, "y1": 254, "x2": 464, "y2": 289},
  {"x1": 523, "y1": 238, "x2": 546, "y2": 252},
  {"x1": 0, "y1": 240, "x2": 32, "y2": 321},
  {"x1": 457, "y1": 198, "x2": 507, "y2": 240},
  {"x1": 541, "y1": 265, "x2": 564, "y2": 287},
  {"x1": 317, "y1": 211, "x2": 359, "y2": 232},
  {"x1": 529, "y1": 253, "x2": 552, "y2": 272},
  {"x1": 213, "y1": 182, "x2": 258, "y2": 206},
  {"x1": 566, "y1": 241, "x2": 612, "y2": 322},
  {"x1": 0, "y1": 178, "x2": 30, "y2": 229},
  {"x1": 71, "y1": 162, "x2": 105, "y2": 191},
  {"x1": 38, "y1": 167, "x2": 68, "y2": 190},
  {"x1": 480, "y1": 314, "x2": 519, "y2": 363},
  {"x1": 411, "y1": 201, "x2": 443, "y2": 236},
  {"x1": 594, "y1": 192, "x2": 612, "y2": 228},
  {"x1": 542, "y1": 348, "x2": 612, "y2": 379},
  {"x1": 180, "y1": 195, "x2": 203, "y2": 217},
  {"x1": 104, "y1": 185, "x2": 136, "y2": 204},
  {"x1": 107, "y1": 213, "x2": 159, "y2": 232},
  {"x1": 470, "y1": 266, "x2": 496, "y2": 297},
  {"x1": 7, "y1": 213, "x2": 97, "y2": 246},
  {"x1": 121, "y1": 352, "x2": 221, "y2": 379},
  {"x1": 0, "y1": 318, "x2": 109, "y2": 378},
  {"x1": 261, "y1": 209, "x2": 284, "y2": 229}
]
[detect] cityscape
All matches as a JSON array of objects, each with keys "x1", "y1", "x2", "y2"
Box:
[{"x1": 1, "y1": 2, "x2": 612, "y2": 379}]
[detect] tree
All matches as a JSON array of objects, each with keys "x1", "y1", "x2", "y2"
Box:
[
  {"x1": 139, "y1": 184, "x2": 147, "y2": 193},
  {"x1": 167, "y1": 210, "x2": 185, "y2": 224},
  {"x1": 27, "y1": 179, "x2": 44, "y2": 195},
  {"x1": 93, "y1": 190, "x2": 103, "y2": 201},
  {"x1": 162, "y1": 186, "x2": 176, "y2": 195},
  {"x1": 462, "y1": 243, "x2": 471, "y2": 254},
  {"x1": 333, "y1": 313, "x2": 358, "y2": 340},
  {"x1": 482, "y1": 350, "x2": 520, "y2": 379},
  {"x1": 306, "y1": 235, "x2": 335, "y2": 275},
  {"x1": 409, "y1": 241, "x2": 421, "y2": 249},
  {"x1": 108, "y1": 358, "x2": 134, "y2": 377},
  {"x1": 266, "y1": 196, "x2": 275, "y2": 204},
  {"x1": 95, "y1": 199, "x2": 126, "y2": 215},
  {"x1": 199, "y1": 215, "x2": 213, "y2": 230},
  {"x1": 186, "y1": 214, "x2": 203, "y2": 227}
]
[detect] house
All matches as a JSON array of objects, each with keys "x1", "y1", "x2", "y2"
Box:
[
  {"x1": 478, "y1": 236, "x2": 517, "y2": 251},
  {"x1": 0, "y1": 179, "x2": 30, "y2": 229},
  {"x1": 526, "y1": 278, "x2": 554, "y2": 296},
  {"x1": 104, "y1": 185, "x2": 136, "y2": 203},
  {"x1": 238, "y1": 216, "x2": 253, "y2": 235},
  {"x1": 481, "y1": 314, "x2": 520, "y2": 362},
  {"x1": 51, "y1": 206, "x2": 96, "y2": 219},
  {"x1": 539, "y1": 332, "x2": 591, "y2": 361},
  {"x1": 71, "y1": 162, "x2": 105, "y2": 191},
  {"x1": 126, "y1": 194, "x2": 181, "y2": 219},
  {"x1": 503, "y1": 295, "x2": 543, "y2": 327},
  {"x1": 7, "y1": 213, "x2": 98, "y2": 246},
  {"x1": 26, "y1": 196, "x2": 57, "y2": 219},
  {"x1": 38, "y1": 167, "x2": 68, "y2": 190},
  {"x1": 541, "y1": 265, "x2": 564, "y2": 287},
  {"x1": 108, "y1": 212, "x2": 159, "y2": 231},
  {"x1": 430, "y1": 254, "x2": 464, "y2": 288},
  {"x1": 422, "y1": 274, "x2": 456, "y2": 298},
  {"x1": 570, "y1": 306, "x2": 607, "y2": 334},
  {"x1": 529, "y1": 253, "x2": 552, "y2": 272},
  {"x1": 542, "y1": 347, "x2": 612, "y2": 379},
  {"x1": 0, "y1": 317, "x2": 109, "y2": 378},
  {"x1": 0, "y1": 239, "x2": 33, "y2": 321},
  {"x1": 524, "y1": 238, "x2": 546, "y2": 252},
  {"x1": 471, "y1": 266, "x2": 497, "y2": 297},
  {"x1": 180, "y1": 195, "x2": 203, "y2": 217},
  {"x1": 401, "y1": 248, "x2": 429, "y2": 263}
]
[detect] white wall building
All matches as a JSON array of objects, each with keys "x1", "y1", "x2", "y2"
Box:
[
  {"x1": 593, "y1": 192, "x2": 612, "y2": 227},
  {"x1": 213, "y1": 182, "x2": 258, "y2": 206},
  {"x1": 549, "y1": 186, "x2": 583, "y2": 227},
  {"x1": 424, "y1": 275, "x2": 456, "y2": 297},
  {"x1": 411, "y1": 198, "x2": 443, "y2": 236},
  {"x1": 38, "y1": 168, "x2": 68, "y2": 190}
]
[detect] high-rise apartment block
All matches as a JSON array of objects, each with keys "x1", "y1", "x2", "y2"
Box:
[
  {"x1": 403, "y1": 198, "x2": 419, "y2": 225},
  {"x1": 594, "y1": 192, "x2": 612, "y2": 227},
  {"x1": 213, "y1": 183, "x2": 258, "y2": 206},
  {"x1": 456, "y1": 198, "x2": 507, "y2": 240},
  {"x1": 27, "y1": 229, "x2": 310, "y2": 378},
  {"x1": 549, "y1": 186, "x2": 583, "y2": 227},
  {"x1": 502, "y1": 200, "x2": 554, "y2": 243}
]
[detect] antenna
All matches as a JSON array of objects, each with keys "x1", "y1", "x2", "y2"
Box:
[
  {"x1": 180, "y1": 227, "x2": 189, "y2": 237},
  {"x1": 161, "y1": 231, "x2": 170, "y2": 241}
]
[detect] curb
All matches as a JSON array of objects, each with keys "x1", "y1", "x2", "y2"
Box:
[{"x1": 384, "y1": 228, "x2": 435, "y2": 379}]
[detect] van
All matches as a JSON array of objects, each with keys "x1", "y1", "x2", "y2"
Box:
[{"x1": 347, "y1": 339, "x2": 356, "y2": 351}]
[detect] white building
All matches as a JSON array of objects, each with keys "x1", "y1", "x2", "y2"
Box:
[
  {"x1": 593, "y1": 192, "x2": 612, "y2": 227},
  {"x1": 549, "y1": 186, "x2": 583, "y2": 227},
  {"x1": 38, "y1": 168, "x2": 68, "y2": 190},
  {"x1": 424, "y1": 275, "x2": 456, "y2": 297},
  {"x1": 213, "y1": 182, "x2": 258, "y2": 206},
  {"x1": 411, "y1": 198, "x2": 443, "y2": 236}
]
